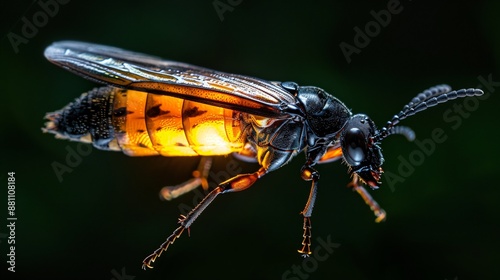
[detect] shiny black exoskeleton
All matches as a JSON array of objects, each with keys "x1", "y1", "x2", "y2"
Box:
[{"x1": 43, "y1": 41, "x2": 484, "y2": 269}]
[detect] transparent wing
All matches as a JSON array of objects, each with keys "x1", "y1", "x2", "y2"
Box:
[{"x1": 44, "y1": 41, "x2": 300, "y2": 117}]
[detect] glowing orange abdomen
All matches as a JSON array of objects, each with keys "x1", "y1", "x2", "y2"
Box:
[{"x1": 112, "y1": 90, "x2": 246, "y2": 156}]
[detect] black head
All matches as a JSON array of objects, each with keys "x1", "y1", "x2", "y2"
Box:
[
  {"x1": 340, "y1": 114, "x2": 383, "y2": 188},
  {"x1": 340, "y1": 85, "x2": 484, "y2": 189}
]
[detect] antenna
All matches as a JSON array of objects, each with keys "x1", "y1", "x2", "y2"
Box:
[{"x1": 373, "y1": 85, "x2": 483, "y2": 142}]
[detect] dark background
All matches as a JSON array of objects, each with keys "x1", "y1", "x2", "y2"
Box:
[{"x1": 1, "y1": 0, "x2": 499, "y2": 279}]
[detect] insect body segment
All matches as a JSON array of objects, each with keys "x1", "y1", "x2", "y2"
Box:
[
  {"x1": 45, "y1": 87, "x2": 247, "y2": 156},
  {"x1": 44, "y1": 86, "x2": 121, "y2": 151},
  {"x1": 43, "y1": 41, "x2": 484, "y2": 270}
]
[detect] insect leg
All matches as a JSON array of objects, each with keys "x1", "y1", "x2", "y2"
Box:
[
  {"x1": 348, "y1": 175, "x2": 386, "y2": 223},
  {"x1": 142, "y1": 166, "x2": 268, "y2": 269},
  {"x1": 317, "y1": 146, "x2": 343, "y2": 164},
  {"x1": 296, "y1": 146, "x2": 343, "y2": 256},
  {"x1": 297, "y1": 165, "x2": 319, "y2": 256},
  {"x1": 159, "y1": 157, "x2": 213, "y2": 201}
]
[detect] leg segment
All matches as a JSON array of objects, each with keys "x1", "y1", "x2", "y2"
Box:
[
  {"x1": 159, "y1": 157, "x2": 212, "y2": 201},
  {"x1": 142, "y1": 167, "x2": 267, "y2": 269},
  {"x1": 348, "y1": 175, "x2": 386, "y2": 223},
  {"x1": 298, "y1": 165, "x2": 319, "y2": 256}
]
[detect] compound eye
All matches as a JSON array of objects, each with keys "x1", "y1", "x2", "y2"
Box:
[{"x1": 344, "y1": 128, "x2": 367, "y2": 166}]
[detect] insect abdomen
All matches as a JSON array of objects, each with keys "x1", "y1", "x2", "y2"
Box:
[
  {"x1": 44, "y1": 87, "x2": 121, "y2": 150},
  {"x1": 45, "y1": 87, "x2": 246, "y2": 156}
]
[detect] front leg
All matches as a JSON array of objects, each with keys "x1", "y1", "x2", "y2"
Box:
[
  {"x1": 348, "y1": 175, "x2": 386, "y2": 223},
  {"x1": 297, "y1": 165, "x2": 319, "y2": 256}
]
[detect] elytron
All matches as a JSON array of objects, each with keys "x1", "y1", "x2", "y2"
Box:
[{"x1": 43, "y1": 41, "x2": 483, "y2": 269}]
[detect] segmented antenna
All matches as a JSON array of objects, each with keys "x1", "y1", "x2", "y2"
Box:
[
  {"x1": 387, "y1": 125, "x2": 416, "y2": 142},
  {"x1": 373, "y1": 85, "x2": 483, "y2": 142}
]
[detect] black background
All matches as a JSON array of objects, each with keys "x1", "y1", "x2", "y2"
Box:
[{"x1": 1, "y1": 0, "x2": 499, "y2": 279}]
